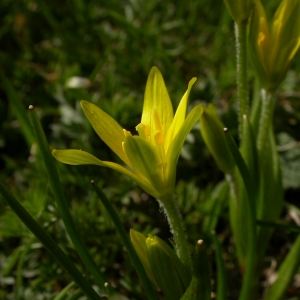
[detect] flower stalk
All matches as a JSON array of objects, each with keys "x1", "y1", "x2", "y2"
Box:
[
  {"x1": 235, "y1": 20, "x2": 249, "y2": 139},
  {"x1": 158, "y1": 194, "x2": 192, "y2": 272}
]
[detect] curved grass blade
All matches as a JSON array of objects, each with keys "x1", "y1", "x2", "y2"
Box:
[{"x1": 28, "y1": 106, "x2": 107, "y2": 290}]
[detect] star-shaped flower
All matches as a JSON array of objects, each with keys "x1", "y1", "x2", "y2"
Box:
[{"x1": 53, "y1": 67, "x2": 202, "y2": 199}]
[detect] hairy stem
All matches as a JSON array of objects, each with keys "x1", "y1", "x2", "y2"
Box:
[
  {"x1": 158, "y1": 195, "x2": 192, "y2": 272},
  {"x1": 235, "y1": 21, "x2": 249, "y2": 140}
]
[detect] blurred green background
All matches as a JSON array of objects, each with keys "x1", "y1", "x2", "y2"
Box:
[{"x1": 1, "y1": 0, "x2": 300, "y2": 299}]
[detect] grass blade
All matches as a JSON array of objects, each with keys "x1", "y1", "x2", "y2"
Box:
[{"x1": 0, "y1": 180, "x2": 101, "y2": 300}]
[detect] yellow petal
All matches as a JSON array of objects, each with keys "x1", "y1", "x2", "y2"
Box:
[
  {"x1": 165, "y1": 105, "x2": 203, "y2": 188},
  {"x1": 141, "y1": 67, "x2": 174, "y2": 143},
  {"x1": 80, "y1": 100, "x2": 131, "y2": 166},
  {"x1": 165, "y1": 77, "x2": 196, "y2": 152},
  {"x1": 123, "y1": 136, "x2": 165, "y2": 195},
  {"x1": 52, "y1": 149, "x2": 155, "y2": 195}
]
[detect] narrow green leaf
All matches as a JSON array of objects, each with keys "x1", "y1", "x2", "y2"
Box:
[
  {"x1": 257, "y1": 220, "x2": 300, "y2": 233},
  {"x1": 0, "y1": 181, "x2": 101, "y2": 300},
  {"x1": 264, "y1": 234, "x2": 300, "y2": 300},
  {"x1": 53, "y1": 282, "x2": 75, "y2": 300},
  {"x1": 28, "y1": 106, "x2": 107, "y2": 290},
  {"x1": 0, "y1": 74, "x2": 35, "y2": 147},
  {"x1": 180, "y1": 240, "x2": 211, "y2": 300},
  {"x1": 212, "y1": 234, "x2": 227, "y2": 300}
]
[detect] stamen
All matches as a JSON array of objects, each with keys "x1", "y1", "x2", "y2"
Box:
[
  {"x1": 136, "y1": 123, "x2": 147, "y2": 139},
  {"x1": 154, "y1": 131, "x2": 164, "y2": 145},
  {"x1": 123, "y1": 129, "x2": 132, "y2": 137},
  {"x1": 145, "y1": 125, "x2": 150, "y2": 137}
]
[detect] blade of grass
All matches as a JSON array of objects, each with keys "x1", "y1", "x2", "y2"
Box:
[
  {"x1": 264, "y1": 234, "x2": 300, "y2": 300},
  {"x1": 53, "y1": 282, "x2": 75, "y2": 300},
  {"x1": 257, "y1": 220, "x2": 300, "y2": 233},
  {"x1": 212, "y1": 233, "x2": 227, "y2": 300},
  {"x1": 91, "y1": 181, "x2": 158, "y2": 300},
  {"x1": 28, "y1": 105, "x2": 107, "y2": 290},
  {"x1": 0, "y1": 180, "x2": 101, "y2": 300},
  {"x1": 1, "y1": 74, "x2": 35, "y2": 148}
]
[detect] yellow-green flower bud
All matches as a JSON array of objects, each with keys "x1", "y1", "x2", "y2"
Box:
[
  {"x1": 146, "y1": 235, "x2": 191, "y2": 300},
  {"x1": 223, "y1": 0, "x2": 254, "y2": 23},
  {"x1": 130, "y1": 229, "x2": 158, "y2": 286},
  {"x1": 200, "y1": 104, "x2": 235, "y2": 174},
  {"x1": 249, "y1": 0, "x2": 300, "y2": 90}
]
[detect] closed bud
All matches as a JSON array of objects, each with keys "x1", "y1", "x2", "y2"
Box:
[
  {"x1": 146, "y1": 235, "x2": 191, "y2": 300},
  {"x1": 249, "y1": 0, "x2": 300, "y2": 90},
  {"x1": 223, "y1": 0, "x2": 254, "y2": 23},
  {"x1": 130, "y1": 229, "x2": 158, "y2": 286},
  {"x1": 200, "y1": 104, "x2": 235, "y2": 174}
]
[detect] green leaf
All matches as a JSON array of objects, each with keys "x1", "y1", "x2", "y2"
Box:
[
  {"x1": 200, "y1": 104, "x2": 235, "y2": 174},
  {"x1": 264, "y1": 234, "x2": 300, "y2": 300},
  {"x1": 180, "y1": 240, "x2": 211, "y2": 300}
]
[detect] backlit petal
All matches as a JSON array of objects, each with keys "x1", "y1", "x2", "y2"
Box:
[
  {"x1": 123, "y1": 135, "x2": 165, "y2": 194},
  {"x1": 141, "y1": 67, "x2": 173, "y2": 143},
  {"x1": 165, "y1": 77, "x2": 196, "y2": 152},
  {"x1": 80, "y1": 100, "x2": 130, "y2": 166},
  {"x1": 52, "y1": 149, "x2": 156, "y2": 196},
  {"x1": 165, "y1": 104, "x2": 203, "y2": 187}
]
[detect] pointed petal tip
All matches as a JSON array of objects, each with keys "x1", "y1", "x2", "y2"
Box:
[
  {"x1": 80, "y1": 100, "x2": 89, "y2": 108},
  {"x1": 189, "y1": 77, "x2": 197, "y2": 85},
  {"x1": 149, "y1": 66, "x2": 162, "y2": 77}
]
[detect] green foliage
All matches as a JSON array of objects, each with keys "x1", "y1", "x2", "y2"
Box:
[{"x1": 1, "y1": 0, "x2": 300, "y2": 299}]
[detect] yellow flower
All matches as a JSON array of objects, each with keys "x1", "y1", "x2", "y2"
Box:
[
  {"x1": 249, "y1": 0, "x2": 300, "y2": 90},
  {"x1": 52, "y1": 67, "x2": 203, "y2": 199}
]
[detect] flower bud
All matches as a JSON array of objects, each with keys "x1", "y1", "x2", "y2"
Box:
[
  {"x1": 249, "y1": 0, "x2": 300, "y2": 90},
  {"x1": 223, "y1": 0, "x2": 254, "y2": 23},
  {"x1": 130, "y1": 229, "x2": 158, "y2": 286},
  {"x1": 200, "y1": 104, "x2": 235, "y2": 174},
  {"x1": 146, "y1": 235, "x2": 191, "y2": 300}
]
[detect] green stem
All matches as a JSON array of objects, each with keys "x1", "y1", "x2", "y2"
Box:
[
  {"x1": 235, "y1": 21, "x2": 249, "y2": 140},
  {"x1": 257, "y1": 90, "x2": 275, "y2": 156},
  {"x1": 0, "y1": 180, "x2": 101, "y2": 300},
  {"x1": 158, "y1": 195, "x2": 192, "y2": 272},
  {"x1": 223, "y1": 129, "x2": 257, "y2": 300},
  {"x1": 28, "y1": 106, "x2": 107, "y2": 290},
  {"x1": 91, "y1": 181, "x2": 158, "y2": 300}
]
